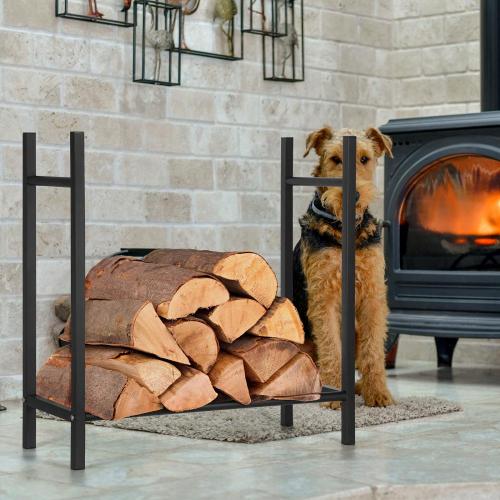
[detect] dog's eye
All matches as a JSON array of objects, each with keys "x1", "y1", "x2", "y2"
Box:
[
  {"x1": 360, "y1": 156, "x2": 370, "y2": 165},
  {"x1": 331, "y1": 156, "x2": 341, "y2": 164}
]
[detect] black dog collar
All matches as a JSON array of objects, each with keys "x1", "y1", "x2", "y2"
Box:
[{"x1": 309, "y1": 191, "x2": 363, "y2": 229}]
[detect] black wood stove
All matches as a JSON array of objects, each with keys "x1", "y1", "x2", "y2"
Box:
[
  {"x1": 380, "y1": 0, "x2": 500, "y2": 367},
  {"x1": 381, "y1": 112, "x2": 500, "y2": 366}
]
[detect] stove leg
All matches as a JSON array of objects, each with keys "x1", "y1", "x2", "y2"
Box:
[
  {"x1": 385, "y1": 333, "x2": 399, "y2": 370},
  {"x1": 435, "y1": 337, "x2": 458, "y2": 368}
]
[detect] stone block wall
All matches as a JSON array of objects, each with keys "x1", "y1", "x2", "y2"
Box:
[{"x1": 0, "y1": 0, "x2": 485, "y2": 399}]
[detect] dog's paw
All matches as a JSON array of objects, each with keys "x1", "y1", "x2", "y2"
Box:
[
  {"x1": 362, "y1": 389, "x2": 394, "y2": 407},
  {"x1": 321, "y1": 401, "x2": 341, "y2": 410}
]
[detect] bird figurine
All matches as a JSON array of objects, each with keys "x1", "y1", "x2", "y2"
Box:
[
  {"x1": 277, "y1": 22, "x2": 298, "y2": 78},
  {"x1": 146, "y1": 5, "x2": 175, "y2": 81},
  {"x1": 88, "y1": 0, "x2": 103, "y2": 18},
  {"x1": 213, "y1": 0, "x2": 238, "y2": 56},
  {"x1": 169, "y1": 0, "x2": 201, "y2": 50},
  {"x1": 249, "y1": 0, "x2": 266, "y2": 31}
]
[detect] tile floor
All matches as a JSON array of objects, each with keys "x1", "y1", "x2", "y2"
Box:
[{"x1": 1, "y1": 361, "x2": 500, "y2": 499}]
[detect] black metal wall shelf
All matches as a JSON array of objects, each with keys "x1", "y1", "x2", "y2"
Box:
[
  {"x1": 172, "y1": 47, "x2": 243, "y2": 62},
  {"x1": 22, "y1": 132, "x2": 355, "y2": 470},
  {"x1": 55, "y1": 0, "x2": 134, "y2": 27},
  {"x1": 133, "y1": 0, "x2": 182, "y2": 86},
  {"x1": 242, "y1": 0, "x2": 288, "y2": 37},
  {"x1": 55, "y1": 0, "x2": 305, "y2": 83},
  {"x1": 263, "y1": 0, "x2": 304, "y2": 82}
]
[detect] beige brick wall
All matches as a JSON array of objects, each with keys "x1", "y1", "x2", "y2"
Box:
[
  {"x1": 392, "y1": 0, "x2": 480, "y2": 118},
  {"x1": 0, "y1": 0, "x2": 483, "y2": 399}
]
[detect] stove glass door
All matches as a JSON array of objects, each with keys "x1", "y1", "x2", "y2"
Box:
[{"x1": 399, "y1": 154, "x2": 500, "y2": 271}]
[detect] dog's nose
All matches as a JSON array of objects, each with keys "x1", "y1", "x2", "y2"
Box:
[{"x1": 355, "y1": 191, "x2": 360, "y2": 202}]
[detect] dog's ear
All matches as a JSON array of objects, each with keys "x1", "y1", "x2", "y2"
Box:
[
  {"x1": 304, "y1": 127, "x2": 334, "y2": 158},
  {"x1": 365, "y1": 127, "x2": 393, "y2": 159}
]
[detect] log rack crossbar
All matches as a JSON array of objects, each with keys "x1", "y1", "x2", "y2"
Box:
[{"x1": 22, "y1": 133, "x2": 356, "y2": 470}]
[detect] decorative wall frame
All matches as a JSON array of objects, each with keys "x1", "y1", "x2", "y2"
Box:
[
  {"x1": 173, "y1": 0, "x2": 244, "y2": 61},
  {"x1": 55, "y1": 0, "x2": 134, "y2": 27},
  {"x1": 262, "y1": 0, "x2": 304, "y2": 82},
  {"x1": 55, "y1": 0, "x2": 305, "y2": 84},
  {"x1": 242, "y1": 0, "x2": 287, "y2": 37},
  {"x1": 133, "y1": 0, "x2": 182, "y2": 86}
]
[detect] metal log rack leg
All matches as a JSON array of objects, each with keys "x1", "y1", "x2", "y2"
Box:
[
  {"x1": 22, "y1": 132, "x2": 86, "y2": 470},
  {"x1": 22, "y1": 133, "x2": 355, "y2": 471},
  {"x1": 280, "y1": 136, "x2": 356, "y2": 445}
]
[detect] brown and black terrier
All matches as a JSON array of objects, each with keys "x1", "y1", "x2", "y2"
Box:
[{"x1": 293, "y1": 126, "x2": 394, "y2": 408}]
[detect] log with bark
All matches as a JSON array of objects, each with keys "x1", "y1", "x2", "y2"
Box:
[
  {"x1": 37, "y1": 349, "x2": 162, "y2": 420},
  {"x1": 160, "y1": 366, "x2": 218, "y2": 412},
  {"x1": 144, "y1": 249, "x2": 278, "y2": 308},
  {"x1": 248, "y1": 297, "x2": 305, "y2": 344},
  {"x1": 250, "y1": 352, "x2": 322, "y2": 401},
  {"x1": 208, "y1": 352, "x2": 251, "y2": 405},
  {"x1": 85, "y1": 256, "x2": 229, "y2": 319},
  {"x1": 166, "y1": 317, "x2": 219, "y2": 373},
  {"x1": 198, "y1": 297, "x2": 266, "y2": 343},
  {"x1": 223, "y1": 336, "x2": 299, "y2": 383},
  {"x1": 62, "y1": 345, "x2": 182, "y2": 397},
  {"x1": 61, "y1": 299, "x2": 189, "y2": 365}
]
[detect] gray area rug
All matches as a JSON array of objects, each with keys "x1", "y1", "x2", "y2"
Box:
[{"x1": 41, "y1": 396, "x2": 460, "y2": 443}]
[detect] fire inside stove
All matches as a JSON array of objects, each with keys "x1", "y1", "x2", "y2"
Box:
[{"x1": 399, "y1": 154, "x2": 500, "y2": 271}]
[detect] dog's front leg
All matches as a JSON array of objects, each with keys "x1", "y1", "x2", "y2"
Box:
[
  {"x1": 356, "y1": 249, "x2": 394, "y2": 407},
  {"x1": 308, "y1": 295, "x2": 342, "y2": 410}
]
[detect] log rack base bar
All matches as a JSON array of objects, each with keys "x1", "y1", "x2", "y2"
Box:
[{"x1": 22, "y1": 133, "x2": 356, "y2": 470}]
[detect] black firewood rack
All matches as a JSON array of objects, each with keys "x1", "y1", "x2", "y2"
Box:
[{"x1": 22, "y1": 132, "x2": 357, "y2": 470}]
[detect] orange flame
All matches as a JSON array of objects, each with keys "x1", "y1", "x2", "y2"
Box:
[{"x1": 401, "y1": 155, "x2": 500, "y2": 239}]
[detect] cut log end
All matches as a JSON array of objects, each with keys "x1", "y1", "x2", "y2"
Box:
[
  {"x1": 250, "y1": 352, "x2": 322, "y2": 401},
  {"x1": 160, "y1": 366, "x2": 217, "y2": 412},
  {"x1": 157, "y1": 277, "x2": 229, "y2": 320},
  {"x1": 200, "y1": 297, "x2": 266, "y2": 343},
  {"x1": 213, "y1": 253, "x2": 277, "y2": 308},
  {"x1": 249, "y1": 297, "x2": 305, "y2": 344},
  {"x1": 209, "y1": 353, "x2": 251, "y2": 405},
  {"x1": 167, "y1": 317, "x2": 219, "y2": 373},
  {"x1": 224, "y1": 336, "x2": 299, "y2": 383}
]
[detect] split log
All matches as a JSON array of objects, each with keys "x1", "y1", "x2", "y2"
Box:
[
  {"x1": 144, "y1": 249, "x2": 278, "y2": 308},
  {"x1": 55, "y1": 345, "x2": 182, "y2": 397},
  {"x1": 208, "y1": 353, "x2": 251, "y2": 405},
  {"x1": 61, "y1": 299, "x2": 189, "y2": 365},
  {"x1": 248, "y1": 297, "x2": 305, "y2": 344},
  {"x1": 85, "y1": 256, "x2": 229, "y2": 319},
  {"x1": 36, "y1": 352, "x2": 162, "y2": 420},
  {"x1": 250, "y1": 352, "x2": 322, "y2": 402},
  {"x1": 166, "y1": 317, "x2": 219, "y2": 373},
  {"x1": 223, "y1": 336, "x2": 299, "y2": 383},
  {"x1": 198, "y1": 298, "x2": 266, "y2": 343},
  {"x1": 160, "y1": 366, "x2": 217, "y2": 412}
]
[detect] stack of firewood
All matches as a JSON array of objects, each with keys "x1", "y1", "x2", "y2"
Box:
[{"x1": 37, "y1": 250, "x2": 322, "y2": 420}]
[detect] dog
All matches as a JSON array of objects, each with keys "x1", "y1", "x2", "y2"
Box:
[{"x1": 293, "y1": 126, "x2": 394, "y2": 408}]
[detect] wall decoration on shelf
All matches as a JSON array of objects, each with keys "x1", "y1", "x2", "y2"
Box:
[
  {"x1": 172, "y1": 0, "x2": 244, "y2": 61},
  {"x1": 262, "y1": 0, "x2": 303, "y2": 82},
  {"x1": 133, "y1": 0, "x2": 182, "y2": 86},
  {"x1": 55, "y1": 0, "x2": 134, "y2": 27},
  {"x1": 242, "y1": 0, "x2": 287, "y2": 37},
  {"x1": 168, "y1": 0, "x2": 201, "y2": 50}
]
